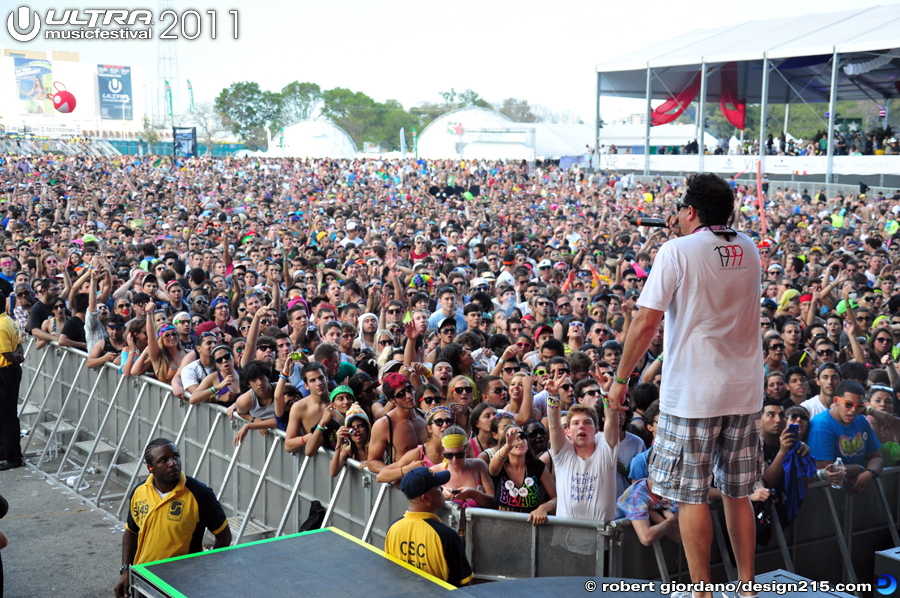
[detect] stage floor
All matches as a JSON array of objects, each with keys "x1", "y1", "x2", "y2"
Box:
[
  {"x1": 130, "y1": 527, "x2": 458, "y2": 598},
  {"x1": 130, "y1": 531, "x2": 857, "y2": 598}
]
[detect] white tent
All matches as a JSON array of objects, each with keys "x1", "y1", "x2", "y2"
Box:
[
  {"x1": 417, "y1": 108, "x2": 719, "y2": 159},
  {"x1": 599, "y1": 123, "x2": 718, "y2": 151},
  {"x1": 416, "y1": 107, "x2": 518, "y2": 159},
  {"x1": 463, "y1": 141, "x2": 534, "y2": 161},
  {"x1": 594, "y1": 6, "x2": 900, "y2": 181},
  {"x1": 272, "y1": 120, "x2": 358, "y2": 159},
  {"x1": 595, "y1": 6, "x2": 900, "y2": 104}
]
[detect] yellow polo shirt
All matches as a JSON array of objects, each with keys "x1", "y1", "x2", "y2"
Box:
[
  {"x1": 385, "y1": 511, "x2": 473, "y2": 587},
  {"x1": 126, "y1": 472, "x2": 228, "y2": 565},
  {"x1": 0, "y1": 312, "x2": 19, "y2": 368}
]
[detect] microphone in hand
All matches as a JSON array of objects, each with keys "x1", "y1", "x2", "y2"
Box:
[{"x1": 629, "y1": 217, "x2": 667, "y2": 227}]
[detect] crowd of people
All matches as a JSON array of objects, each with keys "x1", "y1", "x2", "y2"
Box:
[{"x1": 1, "y1": 151, "x2": 899, "y2": 590}]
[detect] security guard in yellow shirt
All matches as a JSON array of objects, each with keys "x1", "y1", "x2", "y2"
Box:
[
  {"x1": 0, "y1": 294, "x2": 25, "y2": 471},
  {"x1": 385, "y1": 467, "x2": 473, "y2": 587},
  {"x1": 114, "y1": 438, "x2": 231, "y2": 598}
]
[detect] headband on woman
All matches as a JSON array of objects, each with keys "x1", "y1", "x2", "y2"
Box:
[
  {"x1": 425, "y1": 405, "x2": 451, "y2": 423},
  {"x1": 441, "y1": 434, "x2": 467, "y2": 449},
  {"x1": 211, "y1": 344, "x2": 232, "y2": 358}
]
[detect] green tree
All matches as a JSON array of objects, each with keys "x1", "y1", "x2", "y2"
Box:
[
  {"x1": 367, "y1": 98, "x2": 416, "y2": 151},
  {"x1": 280, "y1": 81, "x2": 322, "y2": 126},
  {"x1": 141, "y1": 115, "x2": 159, "y2": 144},
  {"x1": 408, "y1": 101, "x2": 448, "y2": 131},
  {"x1": 438, "y1": 88, "x2": 492, "y2": 109},
  {"x1": 320, "y1": 87, "x2": 380, "y2": 146},
  {"x1": 214, "y1": 82, "x2": 282, "y2": 150},
  {"x1": 496, "y1": 98, "x2": 537, "y2": 123}
]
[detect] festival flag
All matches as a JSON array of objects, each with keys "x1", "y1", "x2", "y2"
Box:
[
  {"x1": 400, "y1": 127, "x2": 407, "y2": 155},
  {"x1": 187, "y1": 80, "x2": 195, "y2": 113},
  {"x1": 165, "y1": 80, "x2": 173, "y2": 117},
  {"x1": 412, "y1": 127, "x2": 418, "y2": 160}
]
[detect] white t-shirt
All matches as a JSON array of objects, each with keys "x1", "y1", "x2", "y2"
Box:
[
  {"x1": 637, "y1": 229, "x2": 763, "y2": 418},
  {"x1": 181, "y1": 359, "x2": 215, "y2": 391},
  {"x1": 801, "y1": 395, "x2": 829, "y2": 419},
  {"x1": 553, "y1": 432, "x2": 618, "y2": 523},
  {"x1": 85, "y1": 309, "x2": 107, "y2": 353}
]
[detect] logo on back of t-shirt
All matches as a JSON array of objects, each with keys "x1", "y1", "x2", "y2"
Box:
[{"x1": 714, "y1": 245, "x2": 744, "y2": 268}]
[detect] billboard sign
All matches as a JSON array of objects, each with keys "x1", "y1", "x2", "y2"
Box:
[
  {"x1": 98, "y1": 64, "x2": 133, "y2": 120},
  {"x1": 173, "y1": 127, "x2": 197, "y2": 157},
  {"x1": 14, "y1": 57, "x2": 54, "y2": 114}
]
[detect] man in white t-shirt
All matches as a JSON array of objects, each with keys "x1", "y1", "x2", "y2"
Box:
[
  {"x1": 608, "y1": 173, "x2": 763, "y2": 598},
  {"x1": 339, "y1": 222, "x2": 364, "y2": 248},
  {"x1": 547, "y1": 374, "x2": 618, "y2": 523},
  {"x1": 800, "y1": 362, "x2": 842, "y2": 419}
]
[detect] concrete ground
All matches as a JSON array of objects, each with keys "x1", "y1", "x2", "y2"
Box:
[{"x1": 0, "y1": 463, "x2": 122, "y2": 598}]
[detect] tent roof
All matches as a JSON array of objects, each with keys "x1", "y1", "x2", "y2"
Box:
[
  {"x1": 595, "y1": 5, "x2": 900, "y2": 103},
  {"x1": 276, "y1": 120, "x2": 358, "y2": 159}
]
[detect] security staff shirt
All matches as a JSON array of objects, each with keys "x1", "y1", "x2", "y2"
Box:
[
  {"x1": 125, "y1": 472, "x2": 228, "y2": 565},
  {"x1": 0, "y1": 312, "x2": 18, "y2": 368},
  {"x1": 385, "y1": 511, "x2": 473, "y2": 587}
]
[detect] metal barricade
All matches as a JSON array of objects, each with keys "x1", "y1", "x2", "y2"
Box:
[
  {"x1": 464, "y1": 507, "x2": 620, "y2": 580},
  {"x1": 19, "y1": 343, "x2": 408, "y2": 548},
  {"x1": 19, "y1": 343, "x2": 900, "y2": 587}
]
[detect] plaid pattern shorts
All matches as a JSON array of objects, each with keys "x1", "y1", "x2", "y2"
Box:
[{"x1": 648, "y1": 410, "x2": 764, "y2": 504}]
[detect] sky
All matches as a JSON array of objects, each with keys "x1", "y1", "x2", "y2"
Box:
[{"x1": 3, "y1": 0, "x2": 900, "y2": 122}]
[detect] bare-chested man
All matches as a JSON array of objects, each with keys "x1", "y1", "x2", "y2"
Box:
[
  {"x1": 367, "y1": 373, "x2": 427, "y2": 474},
  {"x1": 285, "y1": 363, "x2": 330, "y2": 453}
]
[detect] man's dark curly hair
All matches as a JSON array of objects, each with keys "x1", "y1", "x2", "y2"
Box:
[{"x1": 683, "y1": 173, "x2": 735, "y2": 226}]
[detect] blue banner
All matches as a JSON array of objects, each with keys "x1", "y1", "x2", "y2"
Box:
[
  {"x1": 98, "y1": 64, "x2": 133, "y2": 120},
  {"x1": 14, "y1": 57, "x2": 53, "y2": 115}
]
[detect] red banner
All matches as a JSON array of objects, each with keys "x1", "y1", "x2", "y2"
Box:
[
  {"x1": 651, "y1": 71, "x2": 702, "y2": 126},
  {"x1": 719, "y1": 62, "x2": 745, "y2": 130}
]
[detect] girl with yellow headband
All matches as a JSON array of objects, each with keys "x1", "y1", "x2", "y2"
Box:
[
  {"x1": 432, "y1": 426, "x2": 495, "y2": 531},
  {"x1": 374, "y1": 405, "x2": 454, "y2": 484}
]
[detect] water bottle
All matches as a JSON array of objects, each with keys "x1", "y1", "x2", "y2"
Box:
[{"x1": 832, "y1": 458, "x2": 845, "y2": 489}]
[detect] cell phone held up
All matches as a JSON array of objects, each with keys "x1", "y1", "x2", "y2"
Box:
[{"x1": 787, "y1": 423, "x2": 799, "y2": 437}]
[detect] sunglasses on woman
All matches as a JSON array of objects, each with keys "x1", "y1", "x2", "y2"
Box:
[
  {"x1": 420, "y1": 395, "x2": 441, "y2": 405},
  {"x1": 452, "y1": 386, "x2": 472, "y2": 395},
  {"x1": 214, "y1": 354, "x2": 232, "y2": 364}
]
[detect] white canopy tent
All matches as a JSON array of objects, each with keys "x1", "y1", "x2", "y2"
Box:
[
  {"x1": 598, "y1": 124, "x2": 718, "y2": 151},
  {"x1": 270, "y1": 120, "x2": 358, "y2": 159},
  {"x1": 416, "y1": 107, "x2": 517, "y2": 159},
  {"x1": 594, "y1": 5, "x2": 900, "y2": 181}
]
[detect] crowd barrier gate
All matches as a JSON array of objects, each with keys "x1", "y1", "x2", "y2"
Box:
[{"x1": 15, "y1": 341, "x2": 900, "y2": 585}]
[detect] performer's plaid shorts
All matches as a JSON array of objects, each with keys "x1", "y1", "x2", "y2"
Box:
[{"x1": 648, "y1": 410, "x2": 764, "y2": 504}]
